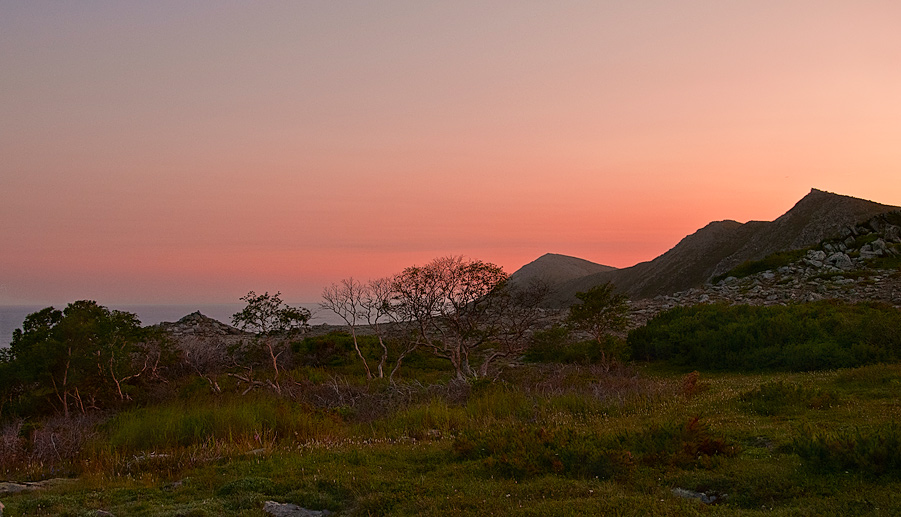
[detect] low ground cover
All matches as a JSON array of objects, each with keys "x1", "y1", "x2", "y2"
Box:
[{"x1": 2, "y1": 362, "x2": 901, "y2": 515}]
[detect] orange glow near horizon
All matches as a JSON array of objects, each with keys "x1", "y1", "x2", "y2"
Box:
[{"x1": 2, "y1": 2, "x2": 900, "y2": 306}]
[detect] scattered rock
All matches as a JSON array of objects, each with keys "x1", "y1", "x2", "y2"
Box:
[
  {"x1": 0, "y1": 483, "x2": 28, "y2": 496},
  {"x1": 263, "y1": 501, "x2": 331, "y2": 517},
  {"x1": 0, "y1": 479, "x2": 75, "y2": 495},
  {"x1": 672, "y1": 487, "x2": 725, "y2": 504}
]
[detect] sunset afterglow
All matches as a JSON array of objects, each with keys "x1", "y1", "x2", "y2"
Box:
[{"x1": 2, "y1": 1, "x2": 900, "y2": 305}]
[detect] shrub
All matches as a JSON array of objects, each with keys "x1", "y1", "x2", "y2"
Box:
[
  {"x1": 453, "y1": 416, "x2": 733, "y2": 479},
  {"x1": 616, "y1": 416, "x2": 737, "y2": 469},
  {"x1": 628, "y1": 301, "x2": 901, "y2": 371},
  {"x1": 525, "y1": 326, "x2": 628, "y2": 364},
  {"x1": 292, "y1": 332, "x2": 359, "y2": 368},
  {"x1": 453, "y1": 425, "x2": 633, "y2": 480},
  {"x1": 794, "y1": 424, "x2": 901, "y2": 478},
  {"x1": 738, "y1": 381, "x2": 839, "y2": 415}
]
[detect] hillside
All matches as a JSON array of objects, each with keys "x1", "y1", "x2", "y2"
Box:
[{"x1": 538, "y1": 189, "x2": 899, "y2": 305}]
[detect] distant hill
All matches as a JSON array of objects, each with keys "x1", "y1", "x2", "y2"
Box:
[
  {"x1": 527, "y1": 189, "x2": 900, "y2": 306},
  {"x1": 508, "y1": 253, "x2": 616, "y2": 288}
]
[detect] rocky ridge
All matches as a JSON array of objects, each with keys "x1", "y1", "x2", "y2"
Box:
[
  {"x1": 544, "y1": 189, "x2": 899, "y2": 305},
  {"x1": 628, "y1": 212, "x2": 901, "y2": 328}
]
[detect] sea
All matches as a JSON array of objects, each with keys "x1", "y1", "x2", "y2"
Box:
[{"x1": 0, "y1": 303, "x2": 340, "y2": 348}]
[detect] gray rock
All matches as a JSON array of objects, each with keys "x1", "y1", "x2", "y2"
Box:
[
  {"x1": 885, "y1": 225, "x2": 901, "y2": 243},
  {"x1": 0, "y1": 483, "x2": 29, "y2": 495},
  {"x1": 807, "y1": 250, "x2": 827, "y2": 262},
  {"x1": 826, "y1": 252, "x2": 853, "y2": 270},
  {"x1": 0, "y1": 479, "x2": 76, "y2": 495},
  {"x1": 263, "y1": 501, "x2": 331, "y2": 517},
  {"x1": 672, "y1": 487, "x2": 723, "y2": 504}
]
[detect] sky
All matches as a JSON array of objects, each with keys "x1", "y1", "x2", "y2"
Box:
[{"x1": 2, "y1": 1, "x2": 900, "y2": 306}]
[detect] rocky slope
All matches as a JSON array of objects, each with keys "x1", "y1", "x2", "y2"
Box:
[
  {"x1": 541, "y1": 189, "x2": 900, "y2": 305},
  {"x1": 627, "y1": 211, "x2": 901, "y2": 328}
]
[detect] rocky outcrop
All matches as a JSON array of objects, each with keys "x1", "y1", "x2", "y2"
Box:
[{"x1": 155, "y1": 311, "x2": 247, "y2": 337}]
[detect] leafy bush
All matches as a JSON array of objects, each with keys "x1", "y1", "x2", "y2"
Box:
[
  {"x1": 794, "y1": 424, "x2": 901, "y2": 478},
  {"x1": 453, "y1": 416, "x2": 734, "y2": 480},
  {"x1": 524, "y1": 326, "x2": 628, "y2": 364},
  {"x1": 738, "y1": 381, "x2": 839, "y2": 415},
  {"x1": 292, "y1": 332, "x2": 360, "y2": 367},
  {"x1": 628, "y1": 301, "x2": 901, "y2": 371},
  {"x1": 615, "y1": 416, "x2": 737, "y2": 468}
]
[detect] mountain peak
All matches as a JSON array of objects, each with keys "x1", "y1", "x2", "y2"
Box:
[{"x1": 508, "y1": 253, "x2": 615, "y2": 288}]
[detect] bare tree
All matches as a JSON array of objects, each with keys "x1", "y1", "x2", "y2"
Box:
[
  {"x1": 320, "y1": 278, "x2": 376, "y2": 379},
  {"x1": 392, "y1": 256, "x2": 508, "y2": 380},
  {"x1": 179, "y1": 336, "x2": 229, "y2": 393},
  {"x1": 478, "y1": 279, "x2": 556, "y2": 377}
]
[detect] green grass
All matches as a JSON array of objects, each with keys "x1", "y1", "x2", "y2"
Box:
[
  {"x1": 3, "y1": 364, "x2": 901, "y2": 515},
  {"x1": 104, "y1": 395, "x2": 342, "y2": 451},
  {"x1": 711, "y1": 247, "x2": 811, "y2": 283}
]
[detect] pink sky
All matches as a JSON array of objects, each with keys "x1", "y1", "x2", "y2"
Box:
[{"x1": 2, "y1": 1, "x2": 900, "y2": 305}]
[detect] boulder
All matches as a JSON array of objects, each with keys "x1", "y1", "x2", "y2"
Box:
[
  {"x1": 826, "y1": 252, "x2": 853, "y2": 270},
  {"x1": 807, "y1": 250, "x2": 827, "y2": 262}
]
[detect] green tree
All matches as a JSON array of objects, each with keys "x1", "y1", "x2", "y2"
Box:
[
  {"x1": 7, "y1": 301, "x2": 146, "y2": 417},
  {"x1": 232, "y1": 291, "x2": 310, "y2": 394},
  {"x1": 567, "y1": 283, "x2": 629, "y2": 362}
]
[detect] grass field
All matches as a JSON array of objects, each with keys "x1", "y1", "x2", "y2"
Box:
[{"x1": 3, "y1": 362, "x2": 901, "y2": 516}]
